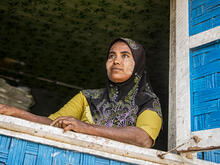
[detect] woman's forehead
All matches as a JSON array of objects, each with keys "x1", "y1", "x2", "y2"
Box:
[{"x1": 109, "y1": 41, "x2": 132, "y2": 52}]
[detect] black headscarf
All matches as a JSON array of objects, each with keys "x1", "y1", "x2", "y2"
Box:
[{"x1": 82, "y1": 38, "x2": 162, "y2": 127}]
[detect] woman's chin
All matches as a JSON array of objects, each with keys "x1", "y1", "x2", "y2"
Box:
[
  {"x1": 112, "y1": 80, "x2": 122, "y2": 83},
  {"x1": 110, "y1": 76, "x2": 128, "y2": 83}
]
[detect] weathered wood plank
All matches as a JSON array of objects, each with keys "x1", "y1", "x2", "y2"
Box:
[
  {"x1": 0, "y1": 114, "x2": 214, "y2": 165},
  {"x1": 190, "y1": 26, "x2": 220, "y2": 48},
  {"x1": 178, "y1": 128, "x2": 220, "y2": 152}
]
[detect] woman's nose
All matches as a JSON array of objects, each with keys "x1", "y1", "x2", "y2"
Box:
[{"x1": 113, "y1": 56, "x2": 120, "y2": 64}]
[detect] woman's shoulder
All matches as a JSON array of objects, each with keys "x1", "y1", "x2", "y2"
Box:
[{"x1": 81, "y1": 88, "x2": 105, "y2": 99}]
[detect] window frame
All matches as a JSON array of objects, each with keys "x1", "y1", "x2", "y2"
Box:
[{"x1": 169, "y1": 0, "x2": 220, "y2": 153}]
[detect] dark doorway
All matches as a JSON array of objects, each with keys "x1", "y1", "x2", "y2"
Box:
[{"x1": 0, "y1": 0, "x2": 169, "y2": 151}]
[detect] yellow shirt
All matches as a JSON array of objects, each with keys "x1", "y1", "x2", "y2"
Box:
[{"x1": 49, "y1": 91, "x2": 162, "y2": 143}]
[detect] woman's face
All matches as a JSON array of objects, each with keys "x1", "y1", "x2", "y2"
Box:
[{"x1": 106, "y1": 41, "x2": 135, "y2": 83}]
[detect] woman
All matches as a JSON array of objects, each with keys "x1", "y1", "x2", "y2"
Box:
[{"x1": 0, "y1": 38, "x2": 162, "y2": 148}]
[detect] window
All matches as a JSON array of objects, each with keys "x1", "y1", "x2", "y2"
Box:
[{"x1": 169, "y1": 0, "x2": 220, "y2": 163}]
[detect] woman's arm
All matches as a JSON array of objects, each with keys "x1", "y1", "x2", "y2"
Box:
[
  {"x1": 51, "y1": 116, "x2": 152, "y2": 147},
  {"x1": 0, "y1": 104, "x2": 52, "y2": 125}
]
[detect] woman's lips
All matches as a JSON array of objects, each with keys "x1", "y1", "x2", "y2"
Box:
[{"x1": 111, "y1": 68, "x2": 123, "y2": 71}]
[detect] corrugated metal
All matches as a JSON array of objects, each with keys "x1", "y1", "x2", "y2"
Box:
[
  {"x1": 189, "y1": 0, "x2": 220, "y2": 35},
  {"x1": 0, "y1": 134, "x2": 133, "y2": 165}
]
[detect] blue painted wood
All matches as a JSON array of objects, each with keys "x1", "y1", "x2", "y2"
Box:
[
  {"x1": 36, "y1": 144, "x2": 54, "y2": 165},
  {"x1": 23, "y1": 154, "x2": 37, "y2": 165},
  {"x1": 191, "y1": 48, "x2": 220, "y2": 79},
  {"x1": 110, "y1": 160, "x2": 129, "y2": 165},
  {"x1": 189, "y1": 1, "x2": 220, "y2": 162},
  {"x1": 7, "y1": 138, "x2": 27, "y2": 165},
  {"x1": 189, "y1": 0, "x2": 220, "y2": 35},
  {"x1": 190, "y1": 40, "x2": 220, "y2": 131},
  {"x1": 0, "y1": 134, "x2": 133, "y2": 165},
  {"x1": 94, "y1": 157, "x2": 113, "y2": 165},
  {"x1": 51, "y1": 147, "x2": 81, "y2": 165},
  {"x1": 0, "y1": 135, "x2": 11, "y2": 164},
  {"x1": 197, "y1": 149, "x2": 220, "y2": 163},
  {"x1": 23, "y1": 142, "x2": 39, "y2": 165},
  {"x1": 81, "y1": 154, "x2": 96, "y2": 165}
]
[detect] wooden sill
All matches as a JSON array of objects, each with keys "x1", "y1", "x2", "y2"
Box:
[{"x1": 0, "y1": 114, "x2": 215, "y2": 165}]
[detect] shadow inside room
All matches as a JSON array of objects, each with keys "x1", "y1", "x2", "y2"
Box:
[{"x1": 0, "y1": 0, "x2": 169, "y2": 151}]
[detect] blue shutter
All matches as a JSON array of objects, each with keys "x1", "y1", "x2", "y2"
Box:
[
  {"x1": 189, "y1": 0, "x2": 220, "y2": 163},
  {"x1": 0, "y1": 135, "x2": 11, "y2": 164},
  {"x1": 189, "y1": 0, "x2": 220, "y2": 36},
  {"x1": 190, "y1": 41, "x2": 220, "y2": 131},
  {"x1": 0, "y1": 134, "x2": 134, "y2": 165}
]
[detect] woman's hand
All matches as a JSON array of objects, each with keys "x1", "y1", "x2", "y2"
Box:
[
  {"x1": 50, "y1": 116, "x2": 152, "y2": 147},
  {"x1": 50, "y1": 116, "x2": 88, "y2": 133},
  {"x1": 0, "y1": 104, "x2": 17, "y2": 116}
]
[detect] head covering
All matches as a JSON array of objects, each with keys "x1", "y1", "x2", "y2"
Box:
[{"x1": 82, "y1": 37, "x2": 162, "y2": 127}]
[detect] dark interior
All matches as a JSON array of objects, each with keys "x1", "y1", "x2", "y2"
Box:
[{"x1": 0, "y1": 0, "x2": 169, "y2": 151}]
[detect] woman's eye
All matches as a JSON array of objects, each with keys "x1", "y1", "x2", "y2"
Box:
[
  {"x1": 108, "y1": 54, "x2": 115, "y2": 59},
  {"x1": 122, "y1": 54, "x2": 129, "y2": 58}
]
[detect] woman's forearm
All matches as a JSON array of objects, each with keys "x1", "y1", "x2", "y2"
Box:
[
  {"x1": 81, "y1": 124, "x2": 152, "y2": 148},
  {"x1": 0, "y1": 104, "x2": 52, "y2": 125},
  {"x1": 51, "y1": 116, "x2": 153, "y2": 148},
  {"x1": 15, "y1": 108, "x2": 53, "y2": 125}
]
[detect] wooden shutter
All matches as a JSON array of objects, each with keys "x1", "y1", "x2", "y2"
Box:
[{"x1": 169, "y1": 0, "x2": 220, "y2": 163}]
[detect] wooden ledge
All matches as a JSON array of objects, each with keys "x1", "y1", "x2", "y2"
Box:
[{"x1": 0, "y1": 115, "x2": 215, "y2": 165}]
